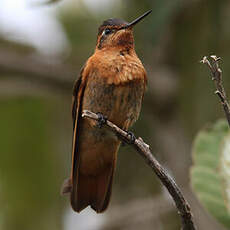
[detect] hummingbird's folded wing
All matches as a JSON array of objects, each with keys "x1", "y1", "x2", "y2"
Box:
[
  {"x1": 61, "y1": 67, "x2": 86, "y2": 195},
  {"x1": 71, "y1": 67, "x2": 87, "y2": 185}
]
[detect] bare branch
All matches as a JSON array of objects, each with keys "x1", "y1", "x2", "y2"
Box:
[
  {"x1": 201, "y1": 55, "x2": 230, "y2": 126},
  {"x1": 82, "y1": 110, "x2": 197, "y2": 230}
]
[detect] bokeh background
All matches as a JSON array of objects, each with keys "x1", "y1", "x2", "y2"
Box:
[{"x1": 0, "y1": 0, "x2": 229, "y2": 229}]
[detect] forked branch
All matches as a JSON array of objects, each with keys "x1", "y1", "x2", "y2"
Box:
[
  {"x1": 82, "y1": 110, "x2": 196, "y2": 230},
  {"x1": 201, "y1": 55, "x2": 230, "y2": 127}
]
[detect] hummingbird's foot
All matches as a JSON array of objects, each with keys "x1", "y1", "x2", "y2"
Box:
[
  {"x1": 120, "y1": 131, "x2": 136, "y2": 146},
  {"x1": 127, "y1": 131, "x2": 136, "y2": 144},
  {"x1": 96, "y1": 112, "x2": 107, "y2": 128}
]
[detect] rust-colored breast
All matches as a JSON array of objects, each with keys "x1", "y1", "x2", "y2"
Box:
[
  {"x1": 81, "y1": 48, "x2": 147, "y2": 128},
  {"x1": 85, "y1": 48, "x2": 147, "y2": 85}
]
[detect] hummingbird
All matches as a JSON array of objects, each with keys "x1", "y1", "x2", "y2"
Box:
[{"x1": 62, "y1": 10, "x2": 152, "y2": 213}]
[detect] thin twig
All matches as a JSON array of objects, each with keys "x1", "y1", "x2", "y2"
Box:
[
  {"x1": 201, "y1": 55, "x2": 230, "y2": 127},
  {"x1": 82, "y1": 110, "x2": 196, "y2": 230}
]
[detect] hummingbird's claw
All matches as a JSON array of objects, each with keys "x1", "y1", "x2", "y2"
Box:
[
  {"x1": 96, "y1": 112, "x2": 107, "y2": 128},
  {"x1": 127, "y1": 131, "x2": 136, "y2": 144},
  {"x1": 120, "y1": 131, "x2": 136, "y2": 146}
]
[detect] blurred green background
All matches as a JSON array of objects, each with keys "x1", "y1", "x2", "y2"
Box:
[{"x1": 0, "y1": 0, "x2": 229, "y2": 229}]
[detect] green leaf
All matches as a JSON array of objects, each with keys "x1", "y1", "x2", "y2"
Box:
[
  {"x1": 220, "y1": 133, "x2": 230, "y2": 214},
  {"x1": 191, "y1": 120, "x2": 230, "y2": 228}
]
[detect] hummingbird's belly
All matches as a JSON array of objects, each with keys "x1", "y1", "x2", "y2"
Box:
[
  {"x1": 78, "y1": 76, "x2": 145, "y2": 175},
  {"x1": 82, "y1": 76, "x2": 145, "y2": 129}
]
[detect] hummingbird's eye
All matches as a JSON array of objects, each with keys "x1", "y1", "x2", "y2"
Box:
[{"x1": 103, "y1": 28, "x2": 112, "y2": 36}]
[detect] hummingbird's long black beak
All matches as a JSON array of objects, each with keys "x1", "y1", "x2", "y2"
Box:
[{"x1": 120, "y1": 10, "x2": 152, "y2": 30}]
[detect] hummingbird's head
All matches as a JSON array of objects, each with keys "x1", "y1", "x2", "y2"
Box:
[{"x1": 96, "y1": 10, "x2": 152, "y2": 50}]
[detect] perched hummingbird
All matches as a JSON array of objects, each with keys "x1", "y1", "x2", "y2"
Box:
[{"x1": 62, "y1": 10, "x2": 152, "y2": 213}]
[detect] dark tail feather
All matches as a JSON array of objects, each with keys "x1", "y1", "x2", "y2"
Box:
[
  {"x1": 91, "y1": 166, "x2": 115, "y2": 212},
  {"x1": 71, "y1": 164, "x2": 115, "y2": 213}
]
